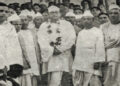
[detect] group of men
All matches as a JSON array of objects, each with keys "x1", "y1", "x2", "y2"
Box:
[{"x1": 0, "y1": 0, "x2": 120, "y2": 86}]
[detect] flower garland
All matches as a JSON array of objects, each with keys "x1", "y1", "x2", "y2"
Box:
[{"x1": 46, "y1": 21, "x2": 62, "y2": 48}]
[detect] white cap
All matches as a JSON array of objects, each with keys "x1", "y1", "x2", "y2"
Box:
[
  {"x1": 20, "y1": 10, "x2": 35, "y2": 18},
  {"x1": 19, "y1": 10, "x2": 29, "y2": 18},
  {"x1": 109, "y1": 4, "x2": 120, "y2": 11},
  {"x1": 65, "y1": 12, "x2": 76, "y2": 17},
  {"x1": 28, "y1": 11, "x2": 35, "y2": 18},
  {"x1": 40, "y1": 1, "x2": 48, "y2": 7},
  {"x1": 8, "y1": 14, "x2": 21, "y2": 22},
  {"x1": 83, "y1": 10, "x2": 94, "y2": 17},
  {"x1": 33, "y1": 13, "x2": 43, "y2": 19},
  {"x1": 48, "y1": 6, "x2": 60, "y2": 12},
  {"x1": 75, "y1": 15, "x2": 83, "y2": 19}
]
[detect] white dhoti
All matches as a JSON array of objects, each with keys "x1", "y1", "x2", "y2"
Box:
[
  {"x1": 21, "y1": 74, "x2": 32, "y2": 86},
  {"x1": 104, "y1": 62, "x2": 120, "y2": 86},
  {"x1": 48, "y1": 72, "x2": 63, "y2": 86},
  {"x1": 73, "y1": 70, "x2": 102, "y2": 86}
]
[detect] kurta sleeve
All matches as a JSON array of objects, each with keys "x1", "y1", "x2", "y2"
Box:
[
  {"x1": 37, "y1": 23, "x2": 54, "y2": 62},
  {"x1": 95, "y1": 30, "x2": 106, "y2": 62},
  {"x1": 57, "y1": 21, "x2": 76, "y2": 53},
  {"x1": 30, "y1": 29, "x2": 41, "y2": 64},
  {"x1": 18, "y1": 33, "x2": 31, "y2": 68}
]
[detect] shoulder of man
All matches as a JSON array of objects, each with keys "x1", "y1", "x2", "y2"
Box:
[
  {"x1": 39, "y1": 22, "x2": 49, "y2": 28},
  {"x1": 92, "y1": 27, "x2": 103, "y2": 36},
  {"x1": 101, "y1": 22, "x2": 110, "y2": 30}
]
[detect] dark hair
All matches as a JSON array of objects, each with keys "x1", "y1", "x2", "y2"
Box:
[
  {"x1": 33, "y1": 3, "x2": 40, "y2": 7},
  {"x1": 74, "y1": 7, "x2": 84, "y2": 13},
  {"x1": 74, "y1": 5, "x2": 81, "y2": 9},
  {"x1": 91, "y1": 7, "x2": 101, "y2": 11},
  {"x1": 62, "y1": 0, "x2": 70, "y2": 3},
  {"x1": 69, "y1": 3, "x2": 74, "y2": 8},
  {"x1": 98, "y1": 3, "x2": 104, "y2": 8},
  {"x1": 98, "y1": 12, "x2": 108, "y2": 17},
  {"x1": 40, "y1": 4, "x2": 48, "y2": 13},
  {"x1": 0, "y1": 2, "x2": 7, "y2": 7},
  {"x1": 116, "y1": 0, "x2": 120, "y2": 6},
  {"x1": 20, "y1": 3, "x2": 28, "y2": 10},
  {"x1": 81, "y1": 0, "x2": 91, "y2": 10},
  {"x1": 20, "y1": 2, "x2": 33, "y2": 10},
  {"x1": 41, "y1": 9, "x2": 48, "y2": 14},
  {"x1": 8, "y1": 3, "x2": 19, "y2": 10},
  {"x1": 48, "y1": 2, "x2": 56, "y2": 7}
]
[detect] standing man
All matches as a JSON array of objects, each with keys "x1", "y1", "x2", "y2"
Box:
[
  {"x1": 72, "y1": 10, "x2": 105, "y2": 86},
  {"x1": 0, "y1": 2, "x2": 22, "y2": 86},
  {"x1": 18, "y1": 13, "x2": 40, "y2": 86},
  {"x1": 38, "y1": 6, "x2": 76, "y2": 86},
  {"x1": 102, "y1": 4, "x2": 120, "y2": 86}
]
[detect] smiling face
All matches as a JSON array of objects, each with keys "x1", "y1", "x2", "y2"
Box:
[{"x1": 109, "y1": 8, "x2": 120, "y2": 24}]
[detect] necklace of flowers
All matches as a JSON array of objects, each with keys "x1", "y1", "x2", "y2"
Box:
[{"x1": 47, "y1": 20, "x2": 62, "y2": 48}]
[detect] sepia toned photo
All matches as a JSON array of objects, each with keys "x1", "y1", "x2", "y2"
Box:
[{"x1": 0, "y1": 0, "x2": 119, "y2": 86}]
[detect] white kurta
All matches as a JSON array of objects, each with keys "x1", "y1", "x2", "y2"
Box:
[
  {"x1": 18, "y1": 30, "x2": 40, "y2": 76},
  {"x1": 72, "y1": 27, "x2": 105, "y2": 76},
  {"x1": 0, "y1": 25, "x2": 9, "y2": 69},
  {"x1": 102, "y1": 23, "x2": 120, "y2": 62},
  {"x1": 2, "y1": 22, "x2": 23, "y2": 66},
  {"x1": 38, "y1": 20, "x2": 76, "y2": 74},
  {"x1": 101, "y1": 23, "x2": 120, "y2": 86}
]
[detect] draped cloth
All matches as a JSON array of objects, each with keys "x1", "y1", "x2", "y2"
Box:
[
  {"x1": 2, "y1": 21, "x2": 23, "y2": 66},
  {"x1": 38, "y1": 20, "x2": 76, "y2": 74},
  {"x1": 38, "y1": 20, "x2": 76, "y2": 86},
  {"x1": 72, "y1": 70, "x2": 102, "y2": 86},
  {"x1": 72, "y1": 27, "x2": 105, "y2": 76},
  {"x1": 18, "y1": 30, "x2": 40, "y2": 86},
  {"x1": 0, "y1": 26, "x2": 9, "y2": 69},
  {"x1": 102, "y1": 23, "x2": 120, "y2": 86}
]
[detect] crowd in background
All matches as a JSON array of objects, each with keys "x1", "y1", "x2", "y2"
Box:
[{"x1": 0, "y1": 0, "x2": 120, "y2": 86}]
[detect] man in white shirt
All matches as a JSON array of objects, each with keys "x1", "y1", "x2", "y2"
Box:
[
  {"x1": 38, "y1": 6, "x2": 76, "y2": 86},
  {"x1": 101, "y1": 4, "x2": 120, "y2": 86},
  {"x1": 72, "y1": 10, "x2": 105, "y2": 86},
  {"x1": 19, "y1": 13, "x2": 40, "y2": 86}
]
